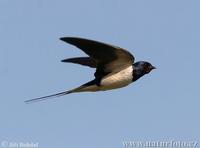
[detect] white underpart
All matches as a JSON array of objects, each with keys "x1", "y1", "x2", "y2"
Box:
[
  {"x1": 71, "y1": 66, "x2": 133, "y2": 93},
  {"x1": 100, "y1": 66, "x2": 133, "y2": 90}
]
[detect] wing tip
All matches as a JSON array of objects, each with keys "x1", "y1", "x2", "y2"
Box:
[
  {"x1": 60, "y1": 37, "x2": 77, "y2": 42},
  {"x1": 60, "y1": 37, "x2": 68, "y2": 42},
  {"x1": 61, "y1": 59, "x2": 69, "y2": 63},
  {"x1": 60, "y1": 37, "x2": 91, "y2": 43}
]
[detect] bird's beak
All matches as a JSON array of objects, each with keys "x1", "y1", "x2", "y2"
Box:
[{"x1": 151, "y1": 65, "x2": 156, "y2": 70}]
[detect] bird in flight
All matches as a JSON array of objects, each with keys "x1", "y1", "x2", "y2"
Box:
[{"x1": 25, "y1": 37, "x2": 155, "y2": 103}]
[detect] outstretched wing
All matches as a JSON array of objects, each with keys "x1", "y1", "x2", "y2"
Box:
[{"x1": 60, "y1": 37, "x2": 135, "y2": 78}]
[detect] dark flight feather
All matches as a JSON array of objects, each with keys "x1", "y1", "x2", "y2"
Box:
[
  {"x1": 61, "y1": 57, "x2": 96, "y2": 68},
  {"x1": 60, "y1": 37, "x2": 135, "y2": 79}
]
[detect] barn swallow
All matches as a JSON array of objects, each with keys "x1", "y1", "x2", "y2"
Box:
[{"x1": 25, "y1": 37, "x2": 155, "y2": 103}]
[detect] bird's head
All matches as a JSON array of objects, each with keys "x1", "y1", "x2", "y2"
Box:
[{"x1": 133, "y1": 61, "x2": 156, "y2": 74}]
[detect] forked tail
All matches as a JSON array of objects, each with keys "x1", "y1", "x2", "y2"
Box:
[
  {"x1": 24, "y1": 90, "x2": 73, "y2": 104},
  {"x1": 24, "y1": 85, "x2": 88, "y2": 103},
  {"x1": 24, "y1": 80, "x2": 97, "y2": 103}
]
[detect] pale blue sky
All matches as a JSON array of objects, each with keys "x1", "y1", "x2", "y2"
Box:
[{"x1": 0, "y1": 0, "x2": 200, "y2": 148}]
